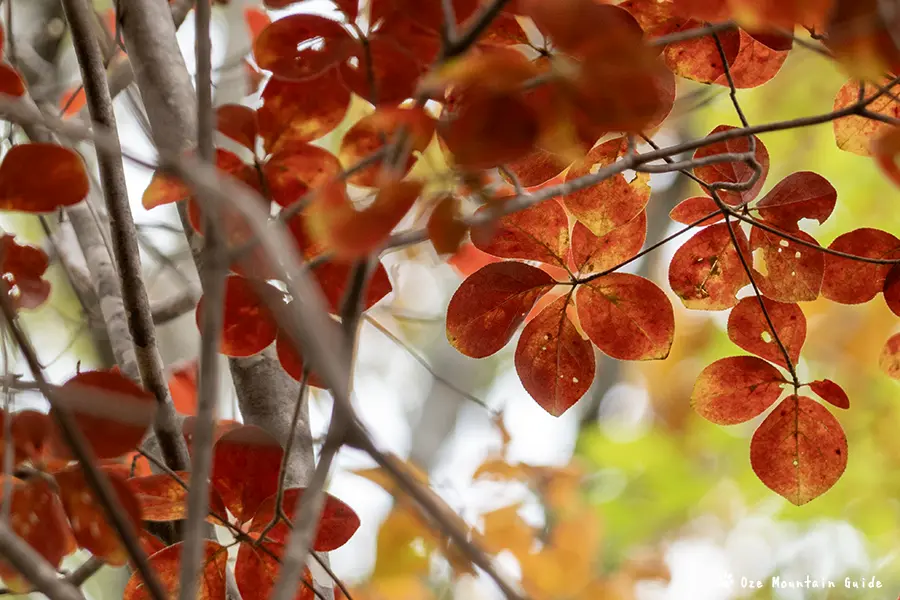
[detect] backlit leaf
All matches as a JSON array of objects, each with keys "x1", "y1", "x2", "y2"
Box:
[
  {"x1": 883, "y1": 263, "x2": 900, "y2": 316},
  {"x1": 447, "y1": 262, "x2": 555, "y2": 358},
  {"x1": 55, "y1": 465, "x2": 142, "y2": 565},
  {"x1": 564, "y1": 138, "x2": 651, "y2": 237},
  {"x1": 127, "y1": 472, "x2": 227, "y2": 523},
  {"x1": 196, "y1": 275, "x2": 280, "y2": 357},
  {"x1": 0, "y1": 234, "x2": 51, "y2": 310},
  {"x1": 668, "y1": 196, "x2": 724, "y2": 226},
  {"x1": 668, "y1": 222, "x2": 751, "y2": 310},
  {"x1": 833, "y1": 80, "x2": 900, "y2": 156},
  {"x1": 749, "y1": 226, "x2": 824, "y2": 302},
  {"x1": 754, "y1": 171, "x2": 837, "y2": 230},
  {"x1": 821, "y1": 228, "x2": 900, "y2": 304},
  {"x1": 570, "y1": 211, "x2": 647, "y2": 275},
  {"x1": 311, "y1": 260, "x2": 394, "y2": 314},
  {"x1": 727, "y1": 297, "x2": 805, "y2": 368},
  {"x1": 717, "y1": 29, "x2": 788, "y2": 89},
  {"x1": 263, "y1": 142, "x2": 342, "y2": 208},
  {"x1": 471, "y1": 199, "x2": 570, "y2": 268},
  {"x1": 215, "y1": 104, "x2": 258, "y2": 151},
  {"x1": 253, "y1": 14, "x2": 352, "y2": 81},
  {"x1": 664, "y1": 23, "x2": 741, "y2": 84},
  {"x1": 750, "y1": 395, "x2": 847, "y2": 505},
  {"x1": 514, "y1": 295, "x2": 594, "y2": 416},
  {"x1": 341, "y1": 35, "x2": 425, "y2": 104},
  {"x1": 123, "y1": 541, "x2": 228, "y2": 600},
  {"x1": 339, "y1": 107, "x2": 435, "y2": 187},
  {"x1": 576, "y1": 273, "x2": 674, "y2": 361},
  {"x1": 212, "y1": 425, "x2": 283, "y2": 523},
  {"x1": 693, "y1": 126, "x2": 769, "y2": 206},
  {"x1": 809, "y1": 379, "x2": 850, "y2": 409},
  {"x1": 692, "y1": 356, "x2": 786, "y2": 425},
  {"x1": 248, "y1": 487, "x2": 361, "y2": 551},
  {"x1": 50, "y1": 369, "x2": 157, "y2": 460},
  {"x1": 879, "y1": 332, "x2": 900, "y2": 379},
  {"x1": 0, "y1": 144, "x2": 89, "y2": 212},
  {"x1": 235, "y1": 542, "x2": 315, "y2": 600}
]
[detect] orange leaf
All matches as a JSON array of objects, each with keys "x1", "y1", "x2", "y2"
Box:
[
  {"x1": 825, "y1": 0, "x2": 900, "y2": 78},
  {"x1": 341, "y1": 34, "x2": 427, "y2": 104},
  {"x1": 808, "y1": 379, "x2": 850, "y2": 410},
  {"x1": 833, "y1": 79, "x2": 900, "y2": 156},
  {"x1": 212, "y1": 425, "x2": 283, "y2": 523},
  {"x1": 669, "y1": 196, "x2": 724, "y2": 226},
  {"x1": 215, "y1": 104, "x2": 258, "y2": 152},
  {"x1": 564, "y1": 138, "x2": 650, "y2": 237},
  {"x1": 0, "y1": 144, "x2": 89, "y2": 212},
  {"x1": 127, "y1": 471, "x2": 227, "y2": 523},
  {"x1": 263, "y1": 142, "x2": 342, "y2": 208},
  {"x1": 668, "y1": 222, "x2": 751, "y2": 310},
  {"x1": 691, "y1": 356, "x2": 786, "y2": 425},
  {"x1": 749, "y1": 226, "x2": 824, "y2": 302},
  {"x1": 124, "y1": 541, "x2": 228, "y2": 600},
  {"x1": 570, "y1": 211, "x2": 647, "y2": 275},
  {"x1": 727, "y1": 297, "x2": 806, "y2": 369},
  {"x1": 50, "y1": 369, "x2": 157, "y2": 460},
  {"x1": 515, "y1": 295, "x2": 594, "y2": 416},
  {"x1": 236, "y1": 542, "x2": 315, "y2": 600},
  {"x1": 879, "y1": 332, "x2": 900, "y2": 379},
  {"x1": 168, "y1": 360, "x2": 198, "y2": 415},
  {"x1": 446, "y1": 262, "x2": 555, "y2": 358},
  {"x1": 253, "y1": 14, "x2": 352, "y2": 81},
  {"x1": 427, "y1": 194, "x2": 467, "y2": 255},
  {"x1": 750, "y1": 395, "x2": 847, "y2": 505},
  {"x1": 664, "y1": 23, "x2": 741, "y2": 84},
  {"x1": 258, "y1": 69, "x2": 351, "y2": 153},
  {"x1": 339, "y1": 107, "x2": 435, "y2": 187},
  {"x1": 821, "y1": 227, "x2": 900, "y2": 304},
  {"x1": 0, "y1": 234, "x2": 51, "y2": 310},
  {"x1": 693, "y1": 125, "x2": 769, "y2": 206},
  {"x1": 0, "y1": 63, "x2": 25, "y2": 97},
  {"x1": 306, "y1": 179, "x2": 422, "y2": 259},
  {"x1": 0, "y1": 478, "x2": 74, "y2": 593},
  {"x1": 248, "y1": 487, "x2": 361, "y2": 551},
  {"x1": 244, "y1": 6, "x2": 271, "y2": 41},
  {"x1": 275, "y1": 329, "x2": 326, "y2": 388},
  {"x1": 55, "y1": 465, "x2": 142, "y2": 565},
  {"x1": 311, "y1": 261, "x2": 394, "y2": 314},
  {"x1": 446, "y1": 242, "x2": 502, "y2": 278},
  {"x1": 714, "y1": 29, "x2": 788, "y2": 89},
  {"x1": 471, "y1": 199, "x2": 570, "y2": 269},
  {"x1": 196, "y1": 275, "x2": 280, "y2": 358},
  {"x1": 576, "y1": 272, "x2": 674, "y2": 360}
]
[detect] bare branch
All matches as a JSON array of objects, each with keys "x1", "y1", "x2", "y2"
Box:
[{"x1": 0, "y1": 525, "x2": 86, "y2": 600}]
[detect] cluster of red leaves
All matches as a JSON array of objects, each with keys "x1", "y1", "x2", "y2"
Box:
[
  {"x1": 124, "y1": 424, "x2": 360, "y2": 599},
  {"x1": 446, "y1": 142, "x2": 674, "y2": 417},
  {"x1": 0, "y1": 370, "x2": 159, "y2": 591}
]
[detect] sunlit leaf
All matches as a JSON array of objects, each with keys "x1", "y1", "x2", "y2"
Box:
[
  {"x1": 668, "y1": 222, "x2": 751, "y2": 310},
  {"x1": 446, "y1": 262, "x2": 555, "y2": 358},
  {"x1": 248, "y1": 487, "x2": 361, "y2": 551},
  {"x1": 808, "y1": 379, "x2": 850, "y2": 410},
  {"x1": 471, "y1": 199, "x2": 570, "y2": 268},
  {"x1": 235, "y1": 542, "x2": 315, "y2": 600},
  {"x1": 821, "y1": 227, "x2": 900, "y2": 304},
  {"x1": 754, "y1": 171, "x2": 837, "y2": 230},
  {"x1": 123, "y1": 541, "x2": 228, "y2": 600},
  {"x1": 727, "y1": 297, "x2": 805, "y2": 368},
  {"x1": 833, "y1": 79, "x2": 900, "y2": 156},
  {"x1": 212, "y1": 425, "x2": 283, "y2": 523},
  {"x1": 196, "y1": 275, "x2": 280, "y2": 357},
  {"x1": 127, "y1": 472, "x2": 227, "y2": 523},
  {"x1": 253, "y1": 14, "x2": 352, "y2": 81},
  {"x1": 668, "y1": 196, "x2": 724, "y2": 226},
  {"x1": 693, "y1": 126, "x2": 769, "y2": 206},
  {"x1": 750, "y1": 395, "x2": 847, "y2": 505},
  {"x1": 692, "y1": 356, "x2": 786, "y2": 424},
  {"x1": 749, "y1": 226, "x2": 824, "y2": 302},
  {"x1": 515, "y1": 295, "x2": 594, "y2": 416},
  {"x1": 879, "y1": 332, "x2": 900, "y2": 379},
  {"x1": 570, "y1": 211, "x2": 647, "y2": 274},
  {"x1": 263, "y1": 142, "x2": 342, "y2": 208}
]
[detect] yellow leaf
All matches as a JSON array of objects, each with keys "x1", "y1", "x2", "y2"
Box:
[{"x1": 481, "y1": 504, "x2": 534, "y2": 562}]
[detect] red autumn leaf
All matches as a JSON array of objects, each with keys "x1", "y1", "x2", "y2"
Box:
[
  {"x1": 691, "y1": 356, "x2": 786, "y2": 425},
  {"x1": 504, "y1": 147, "x2": 570, "y2": 189},
  {"x1": 750, "y1": 395, "x2": 847, "y2": 505},
  {"x1": 182, "y1": 416, "x2": 243, "y2": 455},
  {"x1": 471, "y1": 199, "x2": 570, "y2": 269},
  {"x1": 55, "y1": 465, "x2": 142, "y2": 565},
  {"x1": 0, "y1": 144, "x2": 89, "y2": 212},
  {"x1": 215, "y1": 104, "x2": 258, "y2": 152},
  {"x1": 879, "y1": 332, "x2": 900, "y2": 379},
  {"x1": 311, "y1": 260, "x2": 394, "y2": 314},
  {"x1": 668, "y1": 222, "x2": 751, "y2": 310},
  {"x1": 833, "y1": 80, "x2": 900, "y2": 156},
  {"x1": 477, "y1": 11, "x2": 529, "y2": 47},
  {"x1": 669, "y1": 196, "x2": 724, "y2": 226},
  {"x1": 123, "y1": 541, "x2": 228, "y2": 600},
  {"x1": 570, "y1": 211, "x2": 647, "y2": 275},
  {"x1": 520, "y1": 0, "x2": 642, "y2": 57},
  {"x1": 244, "y1": 6, "x2": 271, "y2": 41},
  {"x1": 749, "y1": 226, "x2": 824, "y2": 303},
  {"x1": 664, "y1": 23, "x2": 741, "y2": 84},
  {"x1": 341, "y1": 35, "x2": 425, "y2": 104},
  {"x1": 168, "y1": 360, "x2": 198, "y2": 415},
  {"x1": 514, "y1": 295, "x2": 594, "y2": 417},
  {"x1": 50, "y1": 369, "x2": 157, "y2": 460},
  {"x1": 883, "y1": 263, "x2": 900, "y2": 316},
  {"x1": 447, "y1": 242, "x2": 502, "y2": 278},
  {"x1": 809, "y1": 379, "x2": 850, "y2": 410},
  {"x1": 576, "y1": 273, "x2": 674, "y2": 361},
  {"x1": 235, "y1": 542, "x2": 315, "y2": 600},
  {"x1": 693, "y1": 126, "x2": 769, "y2": 206},
  {"x1": 446, "y1": 262, "x2": 556, "y2": 358},
  {"x1": 59, "y1": 86, "x2": 87, "y2": 118},
  {"x1": 371, "y1": 0, "x2": 479, "y2": 33},
  {"x1": 139, "y1": 531, "x2": 166, "y2": 557},
  {"x1": 127, "y1": 471, "x2": 227, "y2": 523},
  {"x1": 727, "y1": 297, "x2": 806, "y2": 369},
  {"x1": 872, "y1": 125, "x2": 900, "y2": 187},
  {"x1": 147, "y1": 148, "x2": 258, "y2": 212},
  {"x1": 826, "y1": 0, "x2": 900, "y2": 78},
  {"x1": 754, "y1": 171, "x2": 837, "y2": 230},
  {"x1": 0, "y1": 478, "x2": 74, "y2": 593},
  {"x1": 196, "y1": 275, "x2": 280, "y2": 358},
  {"x1": 564, "y1": 138, "x2": 651, "y2": 237},
  {"x1": 0, "y1": 63, "x2": 25, "y2": 97},
  {"x1": 306, "y1": 179, "x2": 422, "y2": 259},
  {"x1": 253, "y1": 14, "x2": 352, "y2": 82},
  {"x1": 0, "y1": 234, "x2": 51, "y2": 310},
  {"x1": 4, "y1": 410, "x2": 51, "y2": 465},
  {"x1": 716, "y1": 30, "x2": 789, "y2": 89},
  {"x1": 275, "y1": 329, "x2": 326, "y2": 388},
  {"x1": 339, "y1": 106, "x2": 435, "y2": 187},
  {"x1": 427, "y1": 194, "x2": 467, "y2": 255},
  {"x1": 212, "y1": 425, "x2": 283, "y2": 523},
  {"x1": 264, "y1": 142, "x2": 343, "y2": 208},
  {"x1": 258, "y1": 69, "x2": 351, "y2": 153},
  {"x1": 821, "y1": 228, "x2": 900, "y2": 304},
  {"x1": 248, "y1": 487, "x2": 361, "y2": 550}
]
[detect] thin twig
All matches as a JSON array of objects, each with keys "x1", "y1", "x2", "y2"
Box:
[{"x1": 0, "y1": 525, "x2": 86, "y2": 600}]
